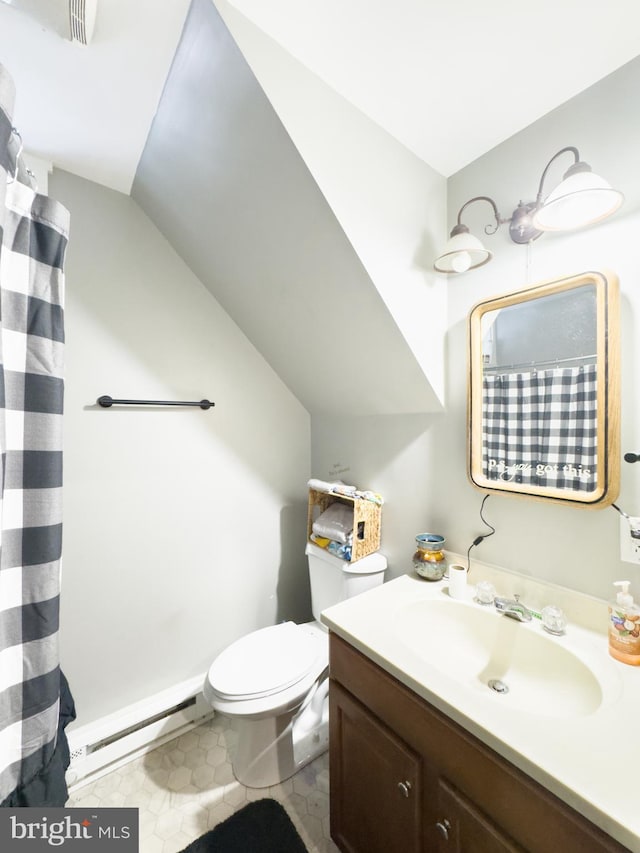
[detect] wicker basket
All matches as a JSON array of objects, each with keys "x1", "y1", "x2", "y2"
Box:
[{"x1": 306, "y1": 487, "x2": 382, "y2": 562}]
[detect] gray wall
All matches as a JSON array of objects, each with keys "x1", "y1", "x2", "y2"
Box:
[
  {"x1": 313, "y1": 56, "x2": 640, "y2": 602},
  {"x1": 55, "y1": 169, "x2": 312, "y2": 727}
]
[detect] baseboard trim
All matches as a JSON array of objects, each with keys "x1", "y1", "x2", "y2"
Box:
[{"x1": 66, "y1": 673, "x2": 213, "y2": 791}]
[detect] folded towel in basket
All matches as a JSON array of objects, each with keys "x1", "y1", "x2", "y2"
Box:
[
  {"x1": 308, "y1": 478, "x2": 357, "y2": 497},
  {"x1": 312, "y1": 503, "x2": 353, "y2": 544}
]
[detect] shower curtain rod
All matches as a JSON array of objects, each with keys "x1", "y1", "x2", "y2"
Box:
[
  {"x1": 483, "y1": 353, "x2": 597, "y2": 373},
  {"x1": 97, "y1": 396, "x2": 214, "y2": 410}
]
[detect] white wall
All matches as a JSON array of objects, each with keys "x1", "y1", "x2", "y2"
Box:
[
  {"x1": 313, "y1": 57, "x2": 640, "y2": 603},
  {"x1": 53, "y1": 170, "x2": 312, "y2": 728}
]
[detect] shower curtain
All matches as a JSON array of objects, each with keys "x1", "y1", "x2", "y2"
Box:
[
  {"x1": 482, "y1": 364, "x2": 598, "y2": 492},
  {"x1": 0, "y1": 64, "x2": 73, "y2": 806}
]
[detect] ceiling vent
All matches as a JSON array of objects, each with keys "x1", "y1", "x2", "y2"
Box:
[{"x1": 0, "y1": 0, "x2": 97, "y2": 45}]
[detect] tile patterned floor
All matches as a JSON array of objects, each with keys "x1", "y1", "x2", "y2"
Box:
[{"x1": 67, "y1": 713, "x2": 340, "y2": 853}]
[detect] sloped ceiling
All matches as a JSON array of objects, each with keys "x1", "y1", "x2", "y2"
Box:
[{"x1": 132, "y1": 0, "x2": 442, "y2": 416}]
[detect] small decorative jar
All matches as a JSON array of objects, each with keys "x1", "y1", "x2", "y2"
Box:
[{"x1": 413, "y1": 533, "x2": 446, "y2": 581}]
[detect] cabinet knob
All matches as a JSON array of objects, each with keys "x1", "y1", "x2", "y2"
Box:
[
  {"x1": 435, "y1": 818, "x2": 452, "y2": 840},
  {"x1": 397, "y1": 780, "x2": 412, "y2": 798}
]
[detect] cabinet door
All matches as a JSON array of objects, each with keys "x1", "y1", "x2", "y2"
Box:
[
  {"x1": 435, "y1": 778, "x2": 524, "y2": 853},
  {"x1": 330, "y1": 680, "x2": 422, "y2": 853}
]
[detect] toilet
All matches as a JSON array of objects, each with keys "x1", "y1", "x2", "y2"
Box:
[{"x1": 203, "y1": 541, "x2": 387, "y2": 787}]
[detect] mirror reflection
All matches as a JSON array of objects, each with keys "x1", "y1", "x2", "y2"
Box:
[{"x1": 468, "y1": 271, "x2": 620, "y2": 506}]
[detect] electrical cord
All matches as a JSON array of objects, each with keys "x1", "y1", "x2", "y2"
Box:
[
  {"x1": 612, "y1": 501, "x2": 640, "y2": 536},
  {"x1": 612, "y1": 502, "x2": 629, "y2": 519},
  {"x1": 466, "y1": 494, "x2": 496, "y2": 569}
]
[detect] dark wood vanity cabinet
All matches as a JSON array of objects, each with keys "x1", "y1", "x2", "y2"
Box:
[
  {"x1": 330, "y1": 680, "x2": 422, "y2": 853},
  {"x1": 329, "y1": 633, "x2": 628, "y2": 853}
]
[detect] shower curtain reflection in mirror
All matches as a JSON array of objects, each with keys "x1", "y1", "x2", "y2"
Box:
[{"x1": 482, "y1": 364, "x2": 597, "y2": 490}]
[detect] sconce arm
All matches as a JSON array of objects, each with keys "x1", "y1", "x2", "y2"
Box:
[
  {"x1": 452, "y1": 195, "x2": 504, "y2": 237},
  {"x1": 535, "y1": 146, "x2": 580, "y2": 203}
]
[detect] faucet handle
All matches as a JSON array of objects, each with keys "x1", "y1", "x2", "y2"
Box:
[
  {"x1": 475, "y1": 580, "x2": 496, "y2": 606},
  {"x1": 541, "y1": 604, "x2": 567, "y2": 636}
]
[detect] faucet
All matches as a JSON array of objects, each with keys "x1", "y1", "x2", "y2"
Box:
[{"x1": 494, "y1": 594, "x2": 532, "y2": 623}]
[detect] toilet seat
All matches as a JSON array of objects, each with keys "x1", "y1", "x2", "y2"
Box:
[
  {"x1": 204, "y1": 621, "x2": 328, "y2": 719},
  {"x1": 208, "y1": 621, "x2": 321, "y2": 701}
]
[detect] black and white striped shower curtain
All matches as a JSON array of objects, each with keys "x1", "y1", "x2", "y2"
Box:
[
  {"x1": 482, "y1": 365, "x2": 598, "y2": 492},
  {"x1": 0, "y1": 64, "x2": 70, "y2": 804}
]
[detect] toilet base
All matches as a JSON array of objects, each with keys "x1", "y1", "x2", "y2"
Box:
[{"x1": 232, "y1": 678, "x2": 330, "y2": 788}]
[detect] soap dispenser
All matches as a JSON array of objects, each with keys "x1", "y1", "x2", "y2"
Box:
[{"x1": 608, "y1": 581, "x2": 640, "y2": 665}]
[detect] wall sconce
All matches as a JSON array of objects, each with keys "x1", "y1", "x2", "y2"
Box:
[{"x1": 434, "y1": 146, "x2": 624, "y2": 274}]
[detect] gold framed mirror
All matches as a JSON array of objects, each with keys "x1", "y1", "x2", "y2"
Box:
[{"x1": 468, "y1": 270, "x2": 620, "y2": 506}]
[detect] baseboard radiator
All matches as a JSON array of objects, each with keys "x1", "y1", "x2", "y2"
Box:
[{"x1": 66, "y1": 674, "x2": 213, "y2": 790}]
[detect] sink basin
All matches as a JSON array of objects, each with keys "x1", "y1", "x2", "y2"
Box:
[{"x1": 395, "y1": 597, "x2": 613, "y2": 718}]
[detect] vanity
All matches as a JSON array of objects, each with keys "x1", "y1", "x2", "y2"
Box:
[{"x1": 321, "y1": 565, "x2": 639, "y2": 853}]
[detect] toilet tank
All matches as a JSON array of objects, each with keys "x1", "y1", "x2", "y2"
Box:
[{"x1": 305, "y1": 542, "x2": 387, "y2": 623}]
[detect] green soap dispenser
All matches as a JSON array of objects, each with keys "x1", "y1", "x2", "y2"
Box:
[{"x1": 608, "y1": 581, "x2": 640, "y2": 665}]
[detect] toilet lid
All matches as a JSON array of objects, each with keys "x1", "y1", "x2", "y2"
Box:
[{"x1": 208, "y1": 622, "x2": 320, "y2": 701}]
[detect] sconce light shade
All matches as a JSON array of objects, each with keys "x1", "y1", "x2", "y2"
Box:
[
  {"x1": 533, "y1": 162, "x2": 624, "y2": 232},
  {"x1": 433, "y1": 226, "x2": 492, "y2": 273}
]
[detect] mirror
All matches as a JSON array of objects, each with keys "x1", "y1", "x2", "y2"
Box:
[{"x1": 468, "y1": 270, "x2": 620, "y2": 506}]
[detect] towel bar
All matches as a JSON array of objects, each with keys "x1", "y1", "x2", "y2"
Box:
[{"x1": 97, "y1": 396, "x2": 214, "y2": 410}]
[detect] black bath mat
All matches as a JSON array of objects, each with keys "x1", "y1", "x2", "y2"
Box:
[{"x1": 178, "y1": 798, "x2": 308, "y2": 853}]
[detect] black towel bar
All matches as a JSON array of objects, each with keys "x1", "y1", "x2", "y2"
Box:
[{"x1": 97, "y1": 396, "x2": 214, "y2": 410}]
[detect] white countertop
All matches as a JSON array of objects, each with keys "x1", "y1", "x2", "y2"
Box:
[{"x1": 321, "y1": 568, "x2": 640, "y2": 852}]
